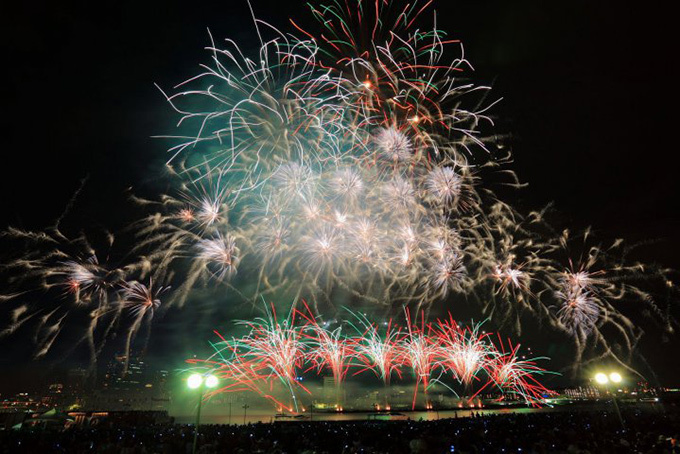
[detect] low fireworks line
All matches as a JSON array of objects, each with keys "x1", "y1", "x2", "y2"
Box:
[{"x1": 187, "y1": 304, "x2": 557, "y2": 412}]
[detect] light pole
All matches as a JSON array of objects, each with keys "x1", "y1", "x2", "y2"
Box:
[
  {"x1": 242, "y1": 403, "x2": 250, "y2": 425},
  {"x1": 228, "y1": 396, "x2": 232, "y2": 425},
  {"x1": 187, "y1": 373, "x2": 219, "y2": 454},
  {"x1": 594, "y1": 371, "x2": 624, "y2": 429}
]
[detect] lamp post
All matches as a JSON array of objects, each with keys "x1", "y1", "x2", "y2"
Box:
[
  {"x1": 242, "y1": 403, "x2": 250, "y2": 425},
  {"x1": 187, "y1": 373, "x2": 219, "y2": 454},
  {"x1": 228, "y1": 396, "x2": 232, "y2": 425},
  {"x1": 594, "y1": 371, "x2": 624, "y2": 429}
]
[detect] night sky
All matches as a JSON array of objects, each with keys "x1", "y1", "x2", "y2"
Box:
[{"x1": 1, "y1": 1, "x2": 678, "y2": 392}]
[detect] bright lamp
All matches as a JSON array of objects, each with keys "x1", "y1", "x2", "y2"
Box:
[
  {"x1": 594, "y1": 372, "x2": 609, "y2": 384},
  {"x1": 187, "y1": 373, "x2": 203, "y2": 389},
  {"x1": 204, "y1": 374, "x2": 219, "y2": 388}
]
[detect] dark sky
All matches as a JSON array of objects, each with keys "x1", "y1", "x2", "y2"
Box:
[{"x1": 1, "y1": 1, "x2": 678, "y2": 392}]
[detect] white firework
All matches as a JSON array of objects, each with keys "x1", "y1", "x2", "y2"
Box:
[
  {"x1": 493, "y1": 264, "x2": 530, "y2": 293},
  {"x1": 61, "y1": 261, "x2": 98, "y2": 295},
  {"x1": 198, "y1": 197, "x2": 223, "y2": 227},
  {"x1": 374, "y1": 127, "x2": 413, "y2": 162},
  {"x1": 254, "y1": 222, "x2": 290, "y2": 261},
  {"x1": 425, "y1": 224, "x2": 460, "y2": 261},
  {"x1": 397, "y1": 222, "x2": 418, "y2": 246},
  {"x1": 393, "y1": 243, "x2": 416, "y2": 268},
  {"x1": 349, "y1": 219, "x2": 382, "y2": 266},
  {"x1": 381, "y1": 177, "x2": 417, "y2": 211},
  {"x1": 120, "y1": 280, "x2": 164, "y2": 318},
  {"x1": 328, "y1": 167, "x2": 364, "y2": 203},
  {"x1": 430, "y1": 252, "x2": 466, "y2": 295},
  {"x1": 273, "y1": 162, "x2": 317, "y2": 201},
  {"x1": 332, "y1": 210, "x2": 350, "y2": 229},
  {"x1": 302, "y1": 227, "x2": 342, "y2": 271},
  {"x1": 300, "y1": 199, "x2": 322, "y2": 221},
  {"x1": 56, "y1": 255, "x2": 109, "y2": 303},
  {"x1": 555, "y1": 288, "x2": 600, "y2": 334},
  {"x1": 426, "y1": 166, "x2": 462, "y2": 206},
  {"x1": 351, "y1": 218, "x2": 378, "y2": 244},
  {"x1": 561, "y1": 271, "x2": 595, "y2": 294},
  {"x1": 197, "y1": 233, "x2": 241, "y2": 279}
]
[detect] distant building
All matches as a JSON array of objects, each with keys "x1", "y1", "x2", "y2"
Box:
[
  {"x1": 563, "y1": 385, "x2": 602, "y2": 399},
  {"x1": 84, "y1": 354, "x2": 170, "y2": 411},
  {"x1": 40, "y1": 383, "x2": 65, "y2": 407},
  {"x1": 66, "y1": 368, "x2": 89, "y2": 392}
]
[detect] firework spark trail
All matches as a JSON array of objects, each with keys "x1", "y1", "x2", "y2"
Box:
[
  {"x1": 346, "y1": 310, "x2": 405, "y2": 385},
  {"x1": 0, "y1": 226, "x2": 126, "y2": 364},
  {"x1": 402, "y1": 308, "x2": 438, "y2": 409},
  {"x1": 190, "y1": 307, "x2": 555, "y2": 410},
  {"x1": 119, "y1": 279, "x2": 168, "y2": 372},
  {"x1": 234, "y1": 303, "x2": 310, "y2": 411},
  {"x1": 485, "y1": 337, "x2": 557, "y2": 405},
  {"x1": 0, "y1": 222, "x2": 179, "y2": 372},
  {"x1": 539, "y1": 229, "x2": 662, "y2": 373},
  {"x1": 186, "y1": 331, "x2": 296, "y2": 410},
  {"x1": 297, "y1": 304, "x2": 353, "y2": 387},
  {"x1": 433, "y1": 316, "x2": 494, "y2": 389}
]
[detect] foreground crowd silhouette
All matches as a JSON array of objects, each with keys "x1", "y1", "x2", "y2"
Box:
[{"x1": 1, "y1": 409, "x2": 678, "y2": 453}]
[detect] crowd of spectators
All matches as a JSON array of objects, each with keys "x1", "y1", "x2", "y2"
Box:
[{"x1": 1, "y1": 408, "x2": 678, "y2": 453}]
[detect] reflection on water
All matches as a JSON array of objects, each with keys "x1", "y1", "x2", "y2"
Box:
[{"x1": 175, "y1": 407, "x2": 558, "y2": 425}]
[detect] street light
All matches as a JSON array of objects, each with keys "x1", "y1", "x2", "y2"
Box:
[
  {"x1": 187, "y1": 373, "x2": 203, "y2": 389},
  {"x1": 187, "y1": 373, "x2": 219, "y2": 454},
  {"x1": 593, "y1": 371, "x2": 624, "y2": 429},
  {"x1": 595, "y1": 373, "x2": 609, "y2": 385},
  {"x1": 242, "y1": 403, "x2": 250, "y2": 425},
  {"x1": 204, "y1": 374, "x2": 219, "y2": 388}
]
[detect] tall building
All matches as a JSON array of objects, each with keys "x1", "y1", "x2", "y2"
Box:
[
  {"x1": 103, "y1": 354, "x2": 147, "y2": 392},
  {"x1": 85, "y1": 354, "x2": 170, "y2": 411}
]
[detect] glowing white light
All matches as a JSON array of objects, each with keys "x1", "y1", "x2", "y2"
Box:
[
  {"x1": 594, "y1": 372, "x2": 608, "y2": 385},
  {"x1": 609, "y1": 372, "x2": 622, "y2": 383},
  {"x1": 187, "y1": 373, "x2": 203, "y2": 389},
  {"x1": 205, "y1": 374, "x2": 219, "y2": 388}
]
